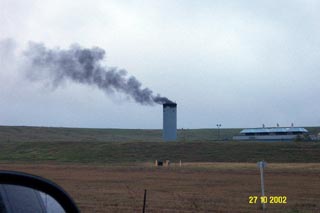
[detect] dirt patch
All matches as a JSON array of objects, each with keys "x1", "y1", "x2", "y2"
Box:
[{"x1": 0, "y1": 163, "x2": 319, "y2": 212}]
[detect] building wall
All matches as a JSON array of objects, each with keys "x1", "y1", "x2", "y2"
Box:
[
  {"x1": 233, "y1": 135, "x2": 297, "y2": 141},
  {"x1": 163, "y1": 105, "x2": 177, "y2": 141}
]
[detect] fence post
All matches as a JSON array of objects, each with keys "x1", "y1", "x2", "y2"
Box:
[
  {"x1": 257, "y1": 161, "x2": 267, "y2": 210},
  {"x1": 142, "y1": 189, "x2": 147, "y2": 213}
]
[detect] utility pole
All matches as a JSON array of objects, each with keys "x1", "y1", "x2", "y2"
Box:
[{"x1": 216, "y1": 124, "x2": 222, "y2": 140}]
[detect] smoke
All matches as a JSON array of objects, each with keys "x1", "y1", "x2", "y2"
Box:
[{"x1": 23, "y1": 42, "x2": 173, "y2": 105}]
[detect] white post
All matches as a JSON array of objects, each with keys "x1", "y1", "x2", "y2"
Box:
[
  {"x1": 260, "y1": 164, "x2": 265, "y2": 210},
  {"x1": 258, "y1": 161, "x2": 267, "y2": 210}
]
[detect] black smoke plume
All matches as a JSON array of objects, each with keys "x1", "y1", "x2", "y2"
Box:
[{"x1": 24, "y1": 42, "x2": 173, "y2": 105}]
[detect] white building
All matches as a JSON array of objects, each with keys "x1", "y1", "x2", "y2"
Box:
[{"x1": 233, "y1": 127, "x2": 308, "y2": 141}]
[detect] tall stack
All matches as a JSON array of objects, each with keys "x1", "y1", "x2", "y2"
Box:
[{"x1": 163, "y1": 102, "x2": 177, "y2": 141}]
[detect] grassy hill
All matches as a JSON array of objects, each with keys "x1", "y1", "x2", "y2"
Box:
[
  {"x1": 0, "y1": 125, "x2": 319, "y2": 163},
  {"x1": 2, "y1": 125, "x2": 319, "y2": 143},
  {"x1": 0, "y1": 125, "x2": 243, "y2": 142},
  {"x1": 0, "y1": 141, "x2": 319, "y2": 163}
]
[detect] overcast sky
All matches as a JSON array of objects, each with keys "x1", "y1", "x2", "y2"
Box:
[{"x1": 1, "y1": 0, "x2": 320, "y2": 129}]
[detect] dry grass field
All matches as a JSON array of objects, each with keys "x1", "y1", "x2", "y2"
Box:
[
  {"x1": 0, "y1": 163, "x2": 319, "y2": 213},
  {"x1": 0, "y1": 126, "x2": 319, "y2": 212}
]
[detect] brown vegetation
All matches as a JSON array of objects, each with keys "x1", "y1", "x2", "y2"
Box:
[{"x1": 0, "y1": 163, "x2": 319, "y2": 212}]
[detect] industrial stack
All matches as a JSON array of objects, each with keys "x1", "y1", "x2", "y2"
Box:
[{"x1": 163, "y1": 102, "x2": 177, "y2": 141}]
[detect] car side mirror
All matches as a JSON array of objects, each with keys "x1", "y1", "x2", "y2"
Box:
[{"x1": 0, "y1": 170, "x2": 79, "y2": 213}]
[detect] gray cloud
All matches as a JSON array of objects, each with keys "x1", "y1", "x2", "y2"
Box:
[{"x1": 1, "y1": 1, "x2": 320, "y2": 128}]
